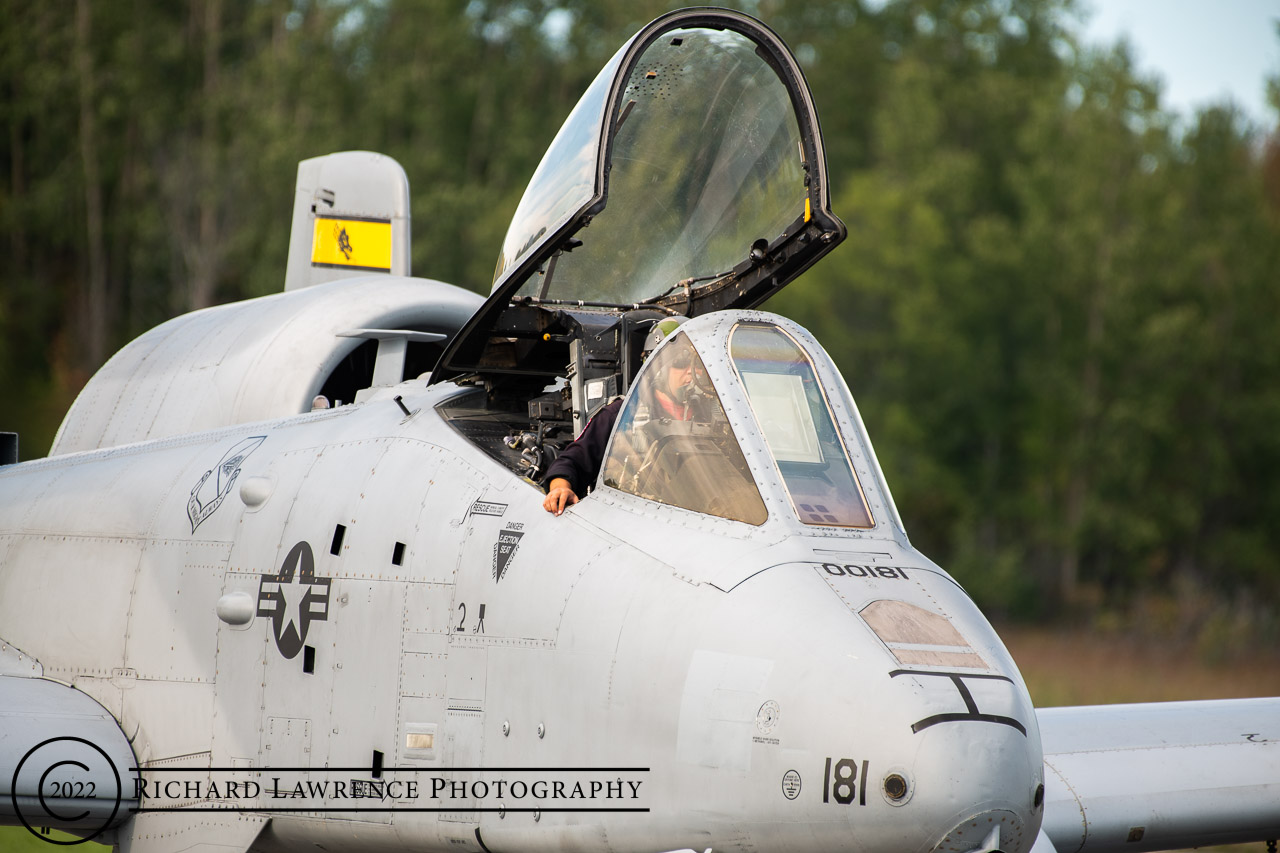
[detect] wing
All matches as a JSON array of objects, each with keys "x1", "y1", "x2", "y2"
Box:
[
  {"x1": 1035, "y1": 697, "x2": 1280, "y2": 853},
  {"x1": 0, "y1": 672, "x2": 138, "y2": 838},
  {"x1": 0, "y1": 670, "x2": 271, "y2": 852}
]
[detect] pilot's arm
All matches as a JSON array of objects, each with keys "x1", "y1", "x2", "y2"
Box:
[{"x1": 541, "y1": 398, "x2": 623, "y2": 515}]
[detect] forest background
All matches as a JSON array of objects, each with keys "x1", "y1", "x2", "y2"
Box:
[{"x1": 2, "y1": 0, "x2": 1279, "y2": 650}]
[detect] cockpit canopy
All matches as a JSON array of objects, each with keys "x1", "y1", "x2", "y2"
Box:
[
  {"x1": 433, "y1": 8, "x2": 845, "y2": 391},
  {"x1": 505, "y1": 27, "x2": 808, "y2": 307},
  {"x1": 600, "y1": 313, "x2": 878, "y2": 531}
]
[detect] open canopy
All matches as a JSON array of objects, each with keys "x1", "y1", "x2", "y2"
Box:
[{"x1": 433, "y1": 8, "x2": 845, "y2": 384}]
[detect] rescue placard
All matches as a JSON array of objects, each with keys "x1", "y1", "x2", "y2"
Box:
[{"x1": 311, "y1": 215, "x2": 392, "y2": 272}]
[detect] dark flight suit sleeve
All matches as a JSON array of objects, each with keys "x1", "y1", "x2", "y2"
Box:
[{"x1": 542, "y1": 398, "x2": 623, "y2": 496}]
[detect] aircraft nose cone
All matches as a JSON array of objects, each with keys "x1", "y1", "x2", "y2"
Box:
[
  {"x1": 903, "y1": 720, "x2": 1043, "y2": 853},
  {"x1": 838, "y1": 592, "x2": 1044, "y2": 853},
  {"x1": 931, "y1": 810, "x2": 1022, "y2": 852}
]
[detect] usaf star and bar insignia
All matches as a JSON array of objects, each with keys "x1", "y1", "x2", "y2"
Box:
[{"x1": 256, "y1": 540, "x2": 331, "y2": 660}]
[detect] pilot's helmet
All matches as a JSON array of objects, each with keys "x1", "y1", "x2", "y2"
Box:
[{"x1": 641, "y1": 316, "x2": 688, "y2": 360}]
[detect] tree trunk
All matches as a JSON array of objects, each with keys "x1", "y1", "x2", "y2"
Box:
[
  {"x1": 75, "y1": 0, "x2": 108, "y2": 368},
  {"x1": 189, "y1": 0, "x2": 222, "y2": 310},
  {"x1": 1061, "y1": 222, "x2": 1114, "y2": 604}
]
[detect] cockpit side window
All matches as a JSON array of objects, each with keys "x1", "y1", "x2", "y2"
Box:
[
  {"x1": 730, "y1": 323, "x2": 874, "y2": 528},
  {"x1": 602, "y1": 333, "x2": 767, "y2": 525}
]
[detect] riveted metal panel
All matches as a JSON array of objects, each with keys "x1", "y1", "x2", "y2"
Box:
[
  {"x1": 441, "y1": 645, "x2": 487, "y2": 829},
  {"x1": 125, "y1": 540, "x2": 230, "y2": 681},
  {"x1": 211, "y1": 569, "x2": 269, "y2": 769},
  {"x1": 115, "y1": 811, "x2": 267, "y2": 853},
  {"x1": 122, "y1": 679, "x2": 217, "y2": 768},
  {"x1": 449, "y1": 478, "x2": 616, "y2": 650},
  {"x1": 1, "y1": 534, "x2": 138, "y2": 679}
]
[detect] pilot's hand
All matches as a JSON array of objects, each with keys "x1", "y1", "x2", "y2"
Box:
[{"x1": 543, "y1": 478, "x2": 579, "y2": 515}]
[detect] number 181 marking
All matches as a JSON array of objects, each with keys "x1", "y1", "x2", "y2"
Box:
[{"x1": 822, "y1": 757, "x2": 869, "y2": 806}]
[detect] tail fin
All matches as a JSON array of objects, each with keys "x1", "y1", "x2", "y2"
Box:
[{"x1": 284, "y1": 151, "x2": 411, "y2": 291}]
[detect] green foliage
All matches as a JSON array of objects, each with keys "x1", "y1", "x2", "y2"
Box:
[
  {"x1": 0, "y1": 826, "x2": 108, "y2": 850},
  {"x1": 1, "y1": 0, "x2": 1277, "y2": 622}
]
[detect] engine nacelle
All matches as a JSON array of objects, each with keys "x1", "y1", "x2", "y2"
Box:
[{"x1": 50, "y1": 276, "x2": 482, "y2": 455}]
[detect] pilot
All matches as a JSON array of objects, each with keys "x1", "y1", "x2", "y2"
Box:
[
  {"x1": 649, "y1": 346, "x2": 695, "y2": 420},
  {"x1": 542, "y1": 318, "x2": 689, "y2": 515}
]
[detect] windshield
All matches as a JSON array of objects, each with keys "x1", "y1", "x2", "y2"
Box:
[
  {"x1": 601, "y1": 332, "x2": 767, "y2": 524},
  {"x1": 513, "y1": 26, "x2": 806, "y2": 305},
  {"x1": 730, "y1": 323, "x2": 873, "y2": 528}
]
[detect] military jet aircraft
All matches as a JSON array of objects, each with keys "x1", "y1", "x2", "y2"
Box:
[{"x1": 1, "y1": 7, "x2": 1276, "y2": 853}]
